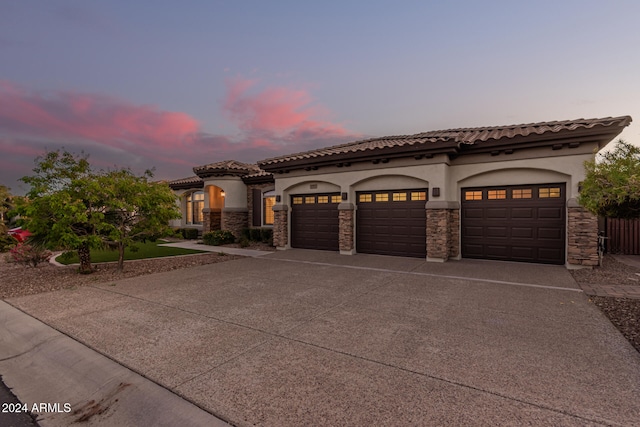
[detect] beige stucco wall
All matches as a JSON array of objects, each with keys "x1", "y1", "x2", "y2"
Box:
[
  {"x1": 270, "y1": 144, "x2": 598, "y2": 256},
  {"x1": 202, "y1": 176, "x2": 248, "y2": 209}
]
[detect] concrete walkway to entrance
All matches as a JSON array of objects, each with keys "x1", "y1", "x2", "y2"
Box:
[
  {"x1": 3, "y1": 250, "x2": 640, "y2": 426},
  {"x1": 158, "y1": 240, "x2": 272, "y2": 257}
]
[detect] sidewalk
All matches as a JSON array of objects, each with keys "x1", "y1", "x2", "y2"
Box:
[
  {"x1": 158, "y1": 241, "x2": 273, "y2": 257},
  {"x1": 613, "y1": 254, "x2": 640, "y2": 269},
  {"x1": 0, "y1": 301, "x2": 230, "y2": 427}
]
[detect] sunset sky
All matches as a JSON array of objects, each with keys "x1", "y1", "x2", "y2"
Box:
[{"x1": 2, "y1": 1, "x2": 639, "y2": 194}]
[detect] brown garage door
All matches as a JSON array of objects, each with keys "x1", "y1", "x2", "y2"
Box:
[
  {"x1": 461, "y1": 184, "x2": 566, "y2": 264},
  {"x1": 356, "y1": 189, "x2": 428, "y2": 258},
  {"x1": 291, "y1": 193, "x2": 340, "y2": 251}
]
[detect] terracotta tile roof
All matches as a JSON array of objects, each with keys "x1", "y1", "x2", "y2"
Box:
[
  {"x1": 167, "y1": 175, "x2": 203, "y2": 189},
  {"x1": 193, "y1": 160, "x2": 262, "y2": 177},
  {"x1": 258, "y1": 116, "x2": 632, "y2": 167},
  {"x1": 243, "y1": 170, "x2": 273, "y2": 179}
]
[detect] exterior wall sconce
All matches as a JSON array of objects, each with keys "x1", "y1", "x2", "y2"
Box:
[
  {"x1": 220, "y1": 190, "x2": 226, "y2": 197},
  {"x1": 432, "y1": 187, "x2": 440, "y2": 197},
  {"x1": 342, "y1": 192, "x2": 348, "y2": 201},
  {"x1": 276, "y1": 195, "x2": 281, "y2": 203}
]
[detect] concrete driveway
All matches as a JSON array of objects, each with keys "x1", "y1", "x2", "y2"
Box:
[{"x1": 4, "y1": 250, "x2": 640, "y2": 426}]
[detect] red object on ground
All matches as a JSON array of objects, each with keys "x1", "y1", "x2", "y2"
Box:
[{"x1": 8, "y1": 227, "x2": 32, "y2": 243}]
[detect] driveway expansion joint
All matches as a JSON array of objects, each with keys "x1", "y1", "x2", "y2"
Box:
[{"x1": 269, "y1": 257, "x2": 584, "y2": 293}]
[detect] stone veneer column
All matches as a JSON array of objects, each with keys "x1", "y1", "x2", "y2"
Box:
[
  {"x1": 338, "y1": 203, "x2": 355, "y2": 255},
  {"x1": 426, "y1": 201, "x2": 460, "y2": 262},
  {"x1": 272, "y1": 204, "x2": 289, "y2": 249},
  {"x1": 202, "y1": 208, "x2": 221, "y2": 234},
  {"x1": 567, "y1": 198, "x2": 598, "y2": 267},
  {"x1": 447, "y1": 208, "x2": 460, "y2": 259},
  {"x1": 221, "y1": 208, "x2": 249, "y2": 239}
]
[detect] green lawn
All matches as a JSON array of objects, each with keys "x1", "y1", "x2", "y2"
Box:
[{"x1": 56, "y1": 241, "x2": 205, "y2": 265}]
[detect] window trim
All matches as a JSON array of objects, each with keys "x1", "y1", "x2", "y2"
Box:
[
  {"x1": 186, "y1": 190, "x2": 205, "y2": 225},
  {"x1": 262, "y1": 190, "x2": 276, "y2": 226}
]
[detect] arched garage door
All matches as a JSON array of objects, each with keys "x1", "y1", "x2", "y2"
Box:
[
  {"x1": 461, "y1": 183, "x2": 566, "y2": 264},
  {"x1": 356, "y1": 189, "x2": 428, "y2": 258},
  {"x1": 291, "y1": 193, "x2": 340, "y2": 251}
]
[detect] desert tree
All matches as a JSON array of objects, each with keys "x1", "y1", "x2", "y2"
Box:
[{"x1": 579, "y1": 140, "x2": 640, "y2": 219}]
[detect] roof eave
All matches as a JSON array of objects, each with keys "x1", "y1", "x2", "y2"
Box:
[{"x1": 259, "y1": 141, "x2": 459, "y2": 172}]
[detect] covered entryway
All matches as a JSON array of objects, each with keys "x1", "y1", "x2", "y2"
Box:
[
  {"x1": 461, "y1": 183, "x2": 566, "y2": 264},
  {"x1": 291, "y1": 193, "x2": 340, "y2": 251},
  {"x1": 356, "y1": 189, "x2": 428, "y2": 257}
]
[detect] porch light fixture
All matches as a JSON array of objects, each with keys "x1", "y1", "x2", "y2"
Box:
[
  {"x1": 221, "y1": 190, "x2": 226, "y2": 197},
  {"x1": 432, "y1": 187, "x2": 440, "y2": 197}
]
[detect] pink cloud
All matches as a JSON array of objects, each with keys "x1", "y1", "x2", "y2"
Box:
[
  {"x1": 0, "y1": 78, "x2": 360, "y2": 192},
  {"x1": 222, "y1": 77, "x2": 352, "y2": 140},
  {"x1": 0, "y1": 80, "x2": 200, "y2": 153}
]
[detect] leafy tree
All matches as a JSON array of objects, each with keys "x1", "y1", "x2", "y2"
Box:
[
  {"x1": 18, "y1": 150, "x2": 104, "y2": 273},
  {"x1": 579, "y1": 140, "x2": 640, "y2": 219},
  {"x1": 95, "y1": 168, "x2": 180, "y2": 271}
]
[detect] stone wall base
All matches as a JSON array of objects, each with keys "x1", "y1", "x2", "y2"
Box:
[
  {"x1": 203, "y1": 209, "x2": 221, "y2": 234},
  {"x1": 221, "y1": 209, "x2": 248, "y2": 239},
  {"x1": 338, "y1": 203, "x2": 354, "y2": 253},
  {"x1": 273, "y1": 205, "x2": 289, "y2": 248},
  {"x1": 567, "y1": 203, "x2": 598, "y2": 266},
  {"x1": 426, "y1": 207, "x2": 460, "y2": 261}
]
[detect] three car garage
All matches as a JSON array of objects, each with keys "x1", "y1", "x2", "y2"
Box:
[
  {"x1": 289, "y1": 184, "x2": 566, "y2": 264},
  {"x1": 257, "y1": 116, "x2": 631, "y2": 268}
]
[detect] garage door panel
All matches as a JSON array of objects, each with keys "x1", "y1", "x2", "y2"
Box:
[
  {"x1": 538, "y1": 207, "x2": 563, "y2": 219},
  {"x1": 464, "y1": 208, "x2": 484, "y2": 219},
  {"x1": 486, "y1": 245, "x2": 509, "y2": 257},
  {"x1": 538, "y1": 227, "x2": 563, "y2": 240},
  {"x1": 538, "y1": 248, "x2": 563, "y2": 262},
  {"x1": 462, "y1": 184, "x2": 565, "y2": 265},
  {"x1": 291, "y1": 193, "x2": 339, "y2": 251},
  {"x1": 464, "y1": 244, "x2": 483, "y2": 257},
  {"x1": 512, "y1": 227, "x2": 534, "y2": 238},
  {"x1": 487, "y1": 227, "x2": 508, "y2": 238},
  {"x1": 356, "y1": 189, "x2": 427, "y2": 258},
  {"x1": 486, "y1": 208, "x2": 508, "y2": 218},
  {"x1": 464, "y1": 226, "x2": 484, "y2": 237},
  {"x1": 511, "y1": 208, "x2": 534, "y2": 219}
]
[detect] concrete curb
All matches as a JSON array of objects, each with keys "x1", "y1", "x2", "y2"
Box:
[{"x1": 0, "y1": 301, "x2": 230, "y2": 427}]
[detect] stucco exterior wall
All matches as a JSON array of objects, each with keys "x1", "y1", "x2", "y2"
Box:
[{"x1": 269, "y1": 146, "x2": 597, "y2": 266}]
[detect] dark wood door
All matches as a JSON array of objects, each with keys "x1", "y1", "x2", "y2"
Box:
[
  {"x1": 356, "y1": 189, "x2": 428, "y2": 258},
  {"x1": 461, "y1": 184, "x2": 566, "y2": 264},
  {"x1": 291, "y1": 193, "x2": 340, "y2": 251}
]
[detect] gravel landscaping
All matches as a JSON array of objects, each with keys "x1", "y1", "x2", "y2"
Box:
[
  {"x1": 0, "y1": 252, "x2": 243, "y2": 299},
  {"x1": 570, "y1": 255, "x2": 640, "y2": 353}
]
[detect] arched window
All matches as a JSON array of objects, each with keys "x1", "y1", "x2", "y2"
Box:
[{"x1": 186, "y1": 191, "x2": 204, "y2": 225}]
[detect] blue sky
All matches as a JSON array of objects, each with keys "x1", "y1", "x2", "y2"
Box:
[{"x1": 2, "y1": 1, "x2": 639, "y2": 193}]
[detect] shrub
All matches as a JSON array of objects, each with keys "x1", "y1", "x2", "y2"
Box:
[
  {"x1": 177, "y1": 228, "x2": 199, "y2": 239},
  {"x1": 9, "y1": 243, "x2": 52, "y2": 267},
  {"x1": 241, "y1": 228, "x2": 251, "y2": 240},
  {"x1": 0, "y1": 234, "x2": 18, "y2": 252},
  {"x1": 239, "y1": 236, "x2": 250, "y2": 248},
  {"x1": 57, "y1": 251, "x2": 76, "y2": 264},
  {"x1": 259, "y1": 228, "x2": 273, "y2": 243},
  {"x1": 250, "y1": 228, "x2": 262, "y2": 241},
  {"x1": 202, "y1": 230, "x2": 235, "y2": 246}
]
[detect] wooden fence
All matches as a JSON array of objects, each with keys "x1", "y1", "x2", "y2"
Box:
[{"x1": 606, "y1": 217, "x2": 640, "y2": 254}]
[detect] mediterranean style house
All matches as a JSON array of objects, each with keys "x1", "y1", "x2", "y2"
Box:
[{"x1": 168, "y1": 115, "x2": 632, "y2": 268}]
